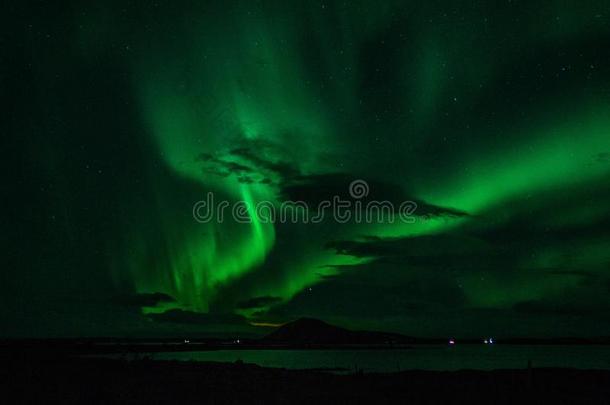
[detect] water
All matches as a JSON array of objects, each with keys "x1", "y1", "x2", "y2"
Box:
[{"x1": 138, "y1": 345, "x2": 610, "y2": 372}]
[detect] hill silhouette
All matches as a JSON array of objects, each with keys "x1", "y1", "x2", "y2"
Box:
[{"x1": 263, "y1": 318, "x2": 416, "y2": 345}]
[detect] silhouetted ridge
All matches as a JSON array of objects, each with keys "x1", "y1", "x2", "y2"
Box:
[{"x1": 263, "y1": 318, "x2": 415, "y2": 344}]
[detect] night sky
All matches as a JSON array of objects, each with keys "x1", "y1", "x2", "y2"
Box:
[{"x1": 4, "y1": 0, "x2": 610, "y2": 338}]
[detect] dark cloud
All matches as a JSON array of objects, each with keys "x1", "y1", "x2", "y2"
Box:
[
  {"x1": 115, "y1": 292, "x2": 176, "y2": 308},
  {"x1": 229, "y1": 146, "x2": 300, "y2": 180},
  {"x1": 322, "y1": 232, "x2": 514, "y2": 278},
  {"x1": 147, "y1": 310, "x2": 248, "y2": 326},
  {"x1": 196, "y1": 139, "x2": 301, "y2": 184},
  {"x1": 326, "y1": 234, "x2": 489, "y2": 259},
  {"x1": 236, "y1": 296, "x2": 283, "y2": 309},
  {"x1": 280, "y1": 173, "x2": 468, "y2": 217},
  {"x1": 196, "y1": 152, "x2": 256, "y2": 180}
]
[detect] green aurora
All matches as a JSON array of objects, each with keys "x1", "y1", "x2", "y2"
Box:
[{"x1": 4, "y1": 0, "x2": 610, "y2": 337}]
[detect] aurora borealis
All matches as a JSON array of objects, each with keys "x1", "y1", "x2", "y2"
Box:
[{"x1": 4, "y1": 0, "x2": 610, "y2": 338}]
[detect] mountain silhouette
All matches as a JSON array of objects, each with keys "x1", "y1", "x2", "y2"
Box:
[{"x1": 263, "y1": 318, "x2": 415, "y2": 345}]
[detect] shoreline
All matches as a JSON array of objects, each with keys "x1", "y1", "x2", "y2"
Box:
[{"x1": 4, "y1": 354, "x2": 610, "y2": 403}]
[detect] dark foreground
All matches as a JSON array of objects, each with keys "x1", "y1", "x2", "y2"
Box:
[{"x1": 3, "y1": 355, "x2": 610, "y2": 404}]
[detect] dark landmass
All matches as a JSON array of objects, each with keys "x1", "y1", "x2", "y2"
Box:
[
  {"x1": 3, "y1": 317, "x2": 610, "y2": 404},
  {"x1": 262, "y1": 318, "x2": 610, "y2": 346},
  {"x1": 3, "y1": 352, "x2": 610, "y2": 404},
  {"x1": 2, "y1": 318, "x2": 610, "y2": 356},
  {"x1": 262, "y1": 317, "x2": 421, "y2": 345}
]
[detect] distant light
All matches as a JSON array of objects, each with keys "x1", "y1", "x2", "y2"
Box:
[
  {"x1": 448, "y1": 339, "x2": 455, "y2": 345},
  {"x1": 236, "y1": 339, "x2": 241, "y2": 344},
  {"x1": 489, "y1": 338, "x2": 494, "y2": 344},
  {"x1": 484, "y1": 339, "x2": 489, "y2": 344},
  {"x1": 184, "y1": 339, "x2": 190, "y2": 344}
]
